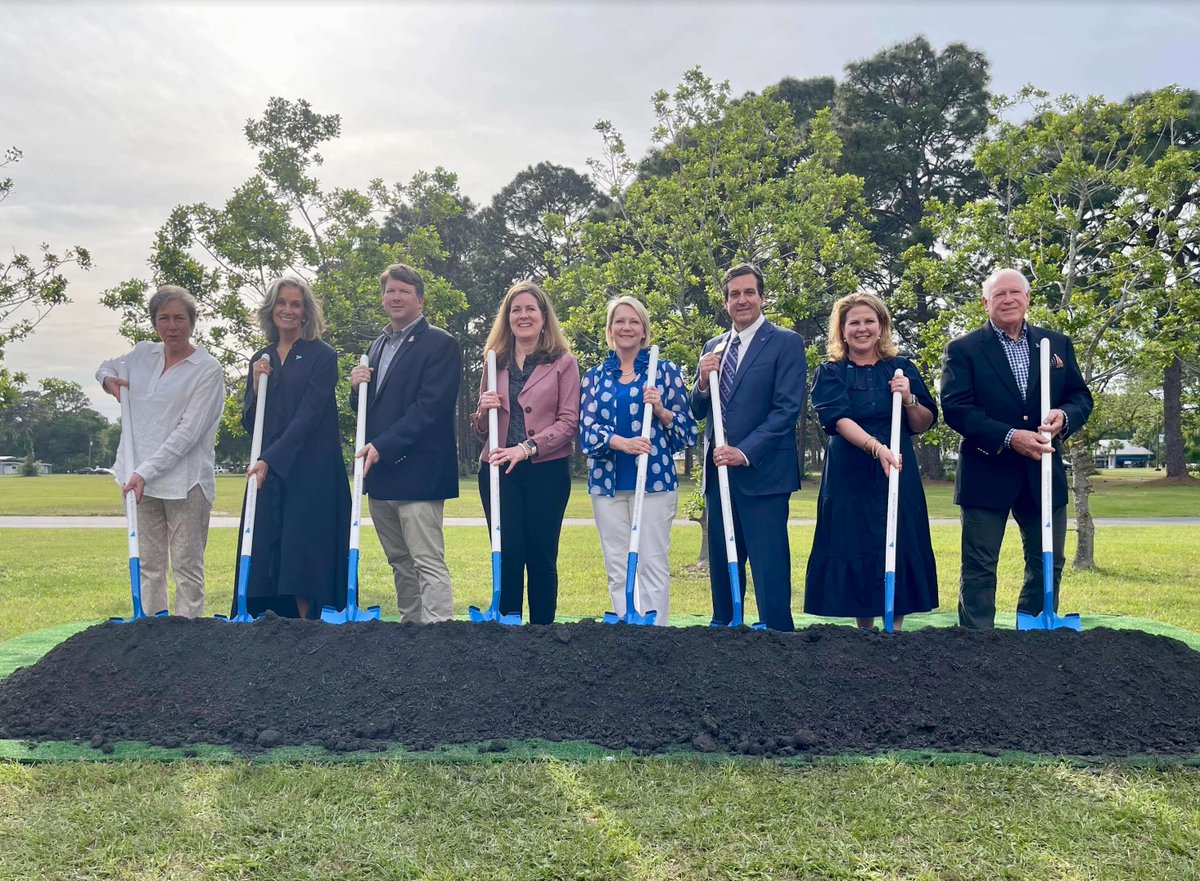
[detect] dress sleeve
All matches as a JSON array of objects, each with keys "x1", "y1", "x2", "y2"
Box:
[
  {"x1": 659, "y1": 359, "x2": 698, "y2": 452},
  {"x1": 810, "y1": 362, "x2": 852, "y2": 436},
  {"x1": 901, "y1": 357, "x2": 938, "y2": 430},
  {"x1": 578, "y1": 365, "x2": 613, "y2": 459}
]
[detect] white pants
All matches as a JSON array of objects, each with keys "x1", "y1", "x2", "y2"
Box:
[
  {"x1": 138, "y1": 483, "x2": 211, "y2": 617},
  {"x1": 591, "y1": 490, "x2": 677, "y2": 625},
  {"x1": 368, "y1": 497, "x2": 453, "y2": 624}
]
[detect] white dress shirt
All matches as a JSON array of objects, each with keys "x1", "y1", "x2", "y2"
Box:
[{"x1": 96, "y1": 341, "x2": 225, "y2": 501}]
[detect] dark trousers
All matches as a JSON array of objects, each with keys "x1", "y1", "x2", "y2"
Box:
[
  {"x1": 478, "y1": 457, "x2": 571, "y2": 625},
  {"x1": 958, "y1": 482, "x2": 1067, "y2": 629},
  {"x1": 705, "y1": 472, "x2": 795, "y2": 631}
]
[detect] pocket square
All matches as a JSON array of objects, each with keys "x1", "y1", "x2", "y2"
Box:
[{"x1": 1052, "y1": 354, "x2": 1064, "y2": 369}]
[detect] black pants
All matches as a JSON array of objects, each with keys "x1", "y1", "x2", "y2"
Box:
[
  {"x1": 958, "y1": 480, "x2": 1067, "y2": 629},
  {"x1": 478, "y1": 457, "x2": 571, "y2": 625}
]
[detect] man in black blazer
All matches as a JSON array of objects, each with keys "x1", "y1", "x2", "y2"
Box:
[
  {"x1": 941, "y1": 268, "x2": 1093, "y2": 629},
  {"x1": 350, "y1": 263, "x2": 462, "y2": 623},
  {"x1": 691, "y1": 263, "x2": 807, "y2": 631}
]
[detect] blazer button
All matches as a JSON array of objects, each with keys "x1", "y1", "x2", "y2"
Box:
[
  {"x1": 525, "y1": 406, "x2": 532, "y2": 413},
  {"x1": 1022, "y1": 415, "x2": 1028, "y2": 421},
  {"x1": 528, "y1": 429, "x2": 535, "y2": 436}
]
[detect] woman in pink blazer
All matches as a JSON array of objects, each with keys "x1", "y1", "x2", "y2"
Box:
[{"x1": 471, "y1": 280, "x2": 580, "y2": 624}]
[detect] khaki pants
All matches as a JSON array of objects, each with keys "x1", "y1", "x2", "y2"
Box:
[
  {"x1": 368, "y1": 497, "x2": 453, "y2": 623},
  {"x1": 138, "y1": 484, "x2": 211, "y2": 617}
]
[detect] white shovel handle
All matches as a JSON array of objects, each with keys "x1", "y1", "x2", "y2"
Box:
[
  {"x1": 487, "y1": 350, "x2": 501, "y2": 555},
  {"x1": 241, "y1": 355, "x2": 271, "y2": 552},
  {"x1": 708, "y1": 368, "x2": 738, "y2": 570},
  {"x1": 117, "y1": 362, "x2": 139, "y2": 558},
  {"x1": 349, "y1": 354, "x2": 369, "y2": 553},
  {"x1": 1040, "y1": 339, "x2": 1052, "y2": 554},
  {"x1": 884, "y1": 369, "x2": 903, "y2": 573},
  {"x1": 628, "y1": 346, "x2": 659, "y2": 555}
]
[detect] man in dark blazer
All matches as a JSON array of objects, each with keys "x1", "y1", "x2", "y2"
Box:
[
  {"x1": 691, "y1": 263, "x2": 807, "y2": 631},
  {"x1": 350, "y1": 263, "x2": 462, "y2": 624},
  {"x1": 941, "y1": 267, "x2": 1093, "y2": 629}
]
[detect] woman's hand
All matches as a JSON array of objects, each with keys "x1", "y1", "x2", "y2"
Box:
[
  {"x1": 252, "y1": 359, "x2": 272, "y2": 380},
  {"x1": 642, "y1": 384, "x2": 672, "y2": 423},
  {"x1": 121, "y1": 473, "x2": 145, "y2": 503},
  {"x1": 487, "y1": 444, "x2": 531, "y2": 474},
  {"x1": 878, "y1": 446, "x2": 902, "y2": 477},
  {"x1": 888, "y1": 373, "x2": 914, "y2": 406},
  {"x1": 103, "y1": 376, "x2": 129, "y2": 401},
  {"x1": 611, "y1": 435, "x2": 652, "y2": 457},
  {"x1": 246, "y1": 459, "x2": 269, "y2": 489},
  {"x1": 477, "y1": 390, "x2": 503, "y2": 412}
]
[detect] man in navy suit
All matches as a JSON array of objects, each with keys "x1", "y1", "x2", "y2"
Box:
[
  {"x1": 941, "y1": 268, "x2": 1093, "y2": 629},
  {"x1": 691, "y1": 263, "x2": 807, "y2": 631},
  {"x1": 350, "y1": 263, "x2": 461, "y2": 623}
]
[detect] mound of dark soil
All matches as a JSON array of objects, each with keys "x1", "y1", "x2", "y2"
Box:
[{"x1": 2, "y1": 618, "x2": 1199, "y2": 758}]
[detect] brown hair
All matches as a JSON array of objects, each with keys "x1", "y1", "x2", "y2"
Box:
[
  {"x1": 483, "y1": 280, "x2": 571, "y2": 366},
  {"x1": 826, "y1": 292, "x2": 898, "y2": 362},
  {"x1": 378, "y1": 263, "x2": 424, "y2": 299},
  {"x1": 147, "y1": 285, "x2": 197, "y2": 329},
  {"x1": 722, "y1": 263, "x2": 764, "y2": 298}
]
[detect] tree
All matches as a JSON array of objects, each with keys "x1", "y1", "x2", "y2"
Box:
[
  {"x1": 0, "y1": 377, "x2": 114, "y2": 471},
  {"x1": 904, "y1": 86, "x2": 1199, "y2": 567},
  {"x1": 0, "y1": 147, "x2": 92, "y2": 408}
]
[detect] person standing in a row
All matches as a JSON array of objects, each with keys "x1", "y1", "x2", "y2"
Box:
[
  {"x1": 97, "y1": 285, "x2": 225, "y2": 617},
  {"x1": 351, "y1": 264, "x2": 461, "y2": 624},
  {"x1": 691, "y1": 264, "x2": 807, "y2": 632},
  {"x1": 804, "y1": 293, "x2": 938, "y2": 630},
  {"x1": 236, "y1": 276, "x2": 349, "y2": 619},
  {"x1": 579, "y1": 296, "x2": 697, "y2": 625},
  {"x1": 472, "y1": 281, "x2": 580, "y2": 625}
]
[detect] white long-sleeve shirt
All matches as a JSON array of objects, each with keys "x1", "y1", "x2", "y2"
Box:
[{"x1": 96, "y1": 341, "x2": 226, "y2": 501}]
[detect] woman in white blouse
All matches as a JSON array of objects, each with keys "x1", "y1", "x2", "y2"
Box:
[{"x1": 97, "y1": 285, "x2": 225, "y2": 617}]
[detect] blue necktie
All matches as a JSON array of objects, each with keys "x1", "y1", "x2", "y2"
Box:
[{"x1": 719, "y1": 334, "x2": 740, "y2": 409}]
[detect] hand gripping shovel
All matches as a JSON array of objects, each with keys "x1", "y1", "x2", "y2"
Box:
[
  {"x1": 321, "y1": 355, "x2": 382, "y2": 623},
  {"x1": 111, "y1": 362, "x2": 168, "y2": 624},
  {"x1": 216, "y1": 356, "x2": 271, "y2": 623},
  {"x1": 468, "y1": 349, "x2": 522, "y2": 625},
  {"x1": 603, "y1": 345, "x2": 659, "y2": 626},
  {"x1": 707, "y1": 361, "x2": 765, "y2": 629},
  {"x1": 882, "y1": 368, "x2": 904, "y2": 633},
  {"x1": 1016, "y1": 338, "x2": 1081, "y2": 633}
]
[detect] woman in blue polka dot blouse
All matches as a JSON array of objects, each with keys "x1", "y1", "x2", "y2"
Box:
[{"x1": 579, "y1": 296, "x2": 698, "y2": 624}]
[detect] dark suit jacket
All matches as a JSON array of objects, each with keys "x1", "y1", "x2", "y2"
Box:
[
  {"x1": 941, "y1": 322, "x2": 1093, "y2": 510},
  {"x1": 351, "y1": 317, "x2": 462, "y2": 501},
  {"x1": 690, "y1": 320, "x2": 807, "y2": 497}
]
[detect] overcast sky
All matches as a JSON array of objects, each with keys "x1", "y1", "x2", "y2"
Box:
[{"x1": 3, "y1": 0, "x2": 1198, "y2": 420}]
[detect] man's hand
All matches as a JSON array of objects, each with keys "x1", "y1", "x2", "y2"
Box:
[
  {"x1": 1010, "y1": 429, "x2": 1053, "y2": 461},
  {"x1": 1040, "y1": 408, "x2": 1066, "y2": 438},
  {"x1": 356, "y1": 442, "x2": 381, "y2": 476},
  {"x1": 121, "y1": 473, "x2": 145, "y2": 503},
  {"x1": 246, "y1": 459, "x2": 269, "y2": 489},
  {"x1": 712, "y1": 444, "x2": 747, "y2": 468},
  {"x1": 350, "y1": 365, "x2": 373, "y2": 390},
  {"x1": 697, "y1": 353, "x2": 721, "y2": 392},
  {"x1": 103, "y1": 376, "x2": 129, "y2": 401}
]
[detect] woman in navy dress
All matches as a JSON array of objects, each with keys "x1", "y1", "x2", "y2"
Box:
[
  {"x1": 234, "y1": 276, "x2": 349, "y2": 619},
  {"x1": 804, "y1": 292, "x2": 938, "y2": 630}
]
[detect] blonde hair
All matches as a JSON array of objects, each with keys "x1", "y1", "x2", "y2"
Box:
[
  {"x1": 257, "y1": 276, "x2": 326, "y2": 344},
  {"x1": 826, "y1": 292, "x2": 898, "y2": 362},
  {"x1": 484, "y1": 280, "x2": 571, "y2": 366},
  {"x1": 604, "y1": 296, "x2": 652, "y2": 349}
]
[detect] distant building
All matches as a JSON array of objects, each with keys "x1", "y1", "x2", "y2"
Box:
[
  {"x1": 0, "y1": 455, "x2": 53, "y2": 476},
  {"x1": 1093, "y1": 439, "x2": 1154, "y2": 469}
]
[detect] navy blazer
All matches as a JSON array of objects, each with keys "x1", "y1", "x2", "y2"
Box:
[
  {"x1": 690, "y1": 320, "x2": 807, "y2": 497},
  {"x1": 941, "y1": 322, "x2": 1093, "y2": 510},
  {"x1": 351, "y1": 317, "x2": 462, "y2": 501}
]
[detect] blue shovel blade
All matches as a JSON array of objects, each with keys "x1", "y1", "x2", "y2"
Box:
[
  {"x1": 320, "y1": 603, "x2": 381, "y2": 624},
  {"x1": 1016, "y1": 610, "x2": 1082, "y2": 632},
  {"x1": 468, "y1": 605, "x2": 521, "y2": 626}
]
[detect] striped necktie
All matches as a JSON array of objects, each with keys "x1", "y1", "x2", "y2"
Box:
[{"x1": 719, "y1": 334, "x2": 740, "y2": 408}]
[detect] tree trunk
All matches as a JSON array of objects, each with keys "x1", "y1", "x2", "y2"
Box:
[
  {"x1": 1163, "y1": 355, "x2": 1186, "y2": 478},
  {"x1": 1069, "y1": 443, "x2": 1096, "y2": 570},
  {"x1": 696, "y1": 507, "x2": 710, "y2": 568},
  {"x1": 914, "y1": 436, "x2": 944, "y2": 481},
  {"x1": 684, "y1": 445, "x2": 693, "y2": 479}
]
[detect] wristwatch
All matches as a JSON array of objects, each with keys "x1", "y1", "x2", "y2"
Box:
[{"x1": 525, "y1": 440, "x2": 539, "y2": 459}]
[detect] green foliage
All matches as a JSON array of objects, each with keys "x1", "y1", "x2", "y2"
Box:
[
  {"x1": 0, "y1": 147, "x2": 92, "y2": 410},
  {"x1": 0, "y1": 378, "x2": 113, "y2": 471},
  {"x1": 17, "y1": 452, "x2": 38, "y2": 477}
]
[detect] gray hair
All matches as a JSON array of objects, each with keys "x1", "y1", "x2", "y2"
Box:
[
  {"x1": 982, "y1": 268, "x2": 1030, "y2": 300},
  {"x1": 148, "y1": 285, "x2": 197, "y2": 328},
  {"x1": 257, "y1": 276, "x2": 326, "y2": 343}
]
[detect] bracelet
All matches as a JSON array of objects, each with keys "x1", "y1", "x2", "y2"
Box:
[{"x1": 903, "y1": 395, "x2": 918, "y2": 409}]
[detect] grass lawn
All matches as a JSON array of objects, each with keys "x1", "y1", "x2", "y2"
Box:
[
  {"x1": 2, "y1": 514, "x2": 1200, "y2": 878},
  {"x1": 2, "y1": 468, "x2": 1196, "y2": 519}
]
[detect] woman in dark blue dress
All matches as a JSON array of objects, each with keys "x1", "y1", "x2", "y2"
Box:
[
  {"x1": 234, "y1": 276, "x2": 349, "y2": 619},
  {"x1": 804, "y1": 292, "x2": 938, "y2": 630}
]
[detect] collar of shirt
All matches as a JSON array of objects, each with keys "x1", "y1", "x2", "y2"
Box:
[
  {"x1": 988, "y1": 319, "x2": 1027, "y2": 344},
  {"x1": 383, "y1": 315, "x2": 423, "y2": 344},
  {"x1": 723, "y1": 313, "x2": 766, "y2": 366}
]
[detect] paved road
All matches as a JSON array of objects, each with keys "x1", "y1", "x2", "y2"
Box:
[{"x1": 2, "y1": 516, "x2": 1197, "y2": 529}]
